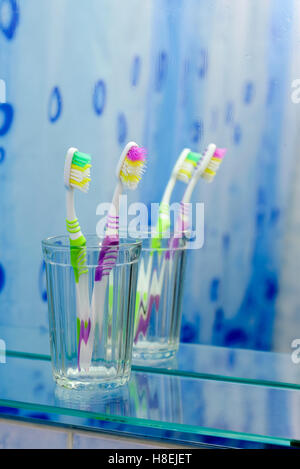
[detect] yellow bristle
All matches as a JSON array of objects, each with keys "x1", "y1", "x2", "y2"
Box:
[
  {"x1": 118, "y1": 146, "x2": 147, "y2": 190},
  {"x1": 202, "y1": 173, "x2": 213, "y2": 182},
  {"x1": 71, "y1": 163, "x2": 91, "y2": 172},
  {"x1": 178, "y1": 168, "x2": 193, "y2": 179},
  {"x1": 120, "y1": 163, "x2": 145, "y2": 187},
  {"x1": 207, "y1": 162, "x2": 220, "y2": 171},
  {"x1": 204, "y1": 167, "x2": 215, "y2": 175},
  {"x1": 124, "y1": 157, "x2": 144, "y2": 166},
  {"x1": 120, "y1": 171, "x2": 140, "y2": 182}
]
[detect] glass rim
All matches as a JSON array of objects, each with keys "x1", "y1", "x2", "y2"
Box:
[
  {"x1": 41, "y1": 234, "x2": 143, "y2": 252},
  {"x1": 132, "y1": 229, "x2": 188, "y2": 252}
]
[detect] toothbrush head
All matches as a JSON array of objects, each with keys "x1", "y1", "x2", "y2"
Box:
[
  {"x1": 177, "y1": 149, "x2": 204, "y2": 183},
  {"x1": 117, "y1": 141, "x2": 147, "y2": 190},
  {"x1": 201, "y1": 145, "x2": 227, "y2": 183},
  {"x1": 64, "y1": 147, "x2": 91, "y2": 192}
]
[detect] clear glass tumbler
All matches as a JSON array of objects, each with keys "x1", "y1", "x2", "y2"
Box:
[
  {"x1": 42, "y1": 235, "x2": 142, "y2": 390},
  {"x1": 132, "y1": 233, "x2": 187, "y2": 362}
]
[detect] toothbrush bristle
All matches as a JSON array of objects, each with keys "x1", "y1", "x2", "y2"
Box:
[
  {"x1": 69, "y1": 151, "x2": 92, "y2": 192},
  {"x1": 119, "y1": 145, "x2": 147, "y2": 189},
  {"x1": 201, "y1": 148, "x2": 227, "y2": 183},
  {"x1": 177, "y1": 151, "x2": 203, "y2": 183},
  {"x1": 213, "y1": 148, "x2": 227, "y2": 160},
  {"x1": 126, "y1": 145, "x2": 147, "y2": 162}
]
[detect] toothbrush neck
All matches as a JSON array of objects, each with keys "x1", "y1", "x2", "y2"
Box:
[
  {"x1": 161, "y1": 178, "x2": 175, "y2": 206},
  {"x1": 104, "y1": 181, "x2": 122, "y2": 238},
  {"x1": 110, "y1": 181, "x2": 123, "y2": 217},
  {"x1": 66, "y1": 188, "x2": 77, "y2": 221},
  {"x1": 182, "y1": 177, "x2": 198, "y2": 203}
]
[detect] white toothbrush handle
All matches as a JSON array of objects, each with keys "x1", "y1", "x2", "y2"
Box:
[
  {"x1": 134, "y1": 252, "x2": 154, "y2": 340},
  {"x1": 66, "y1": 189, "x2": 94, "y2": 371},
  {"x1": 76, "y1": 274, "x2": 94, "y2": 371},
  {"x1": 152, "y1": 203, "x2": 189, "y2": 305},
  {"x1": 76, "y1": 274, "x2": 90, "y2": 322},
  {"x1": 93, "y1": 181, "x2": 122, "y2": 310},
  {"x1": 92, "y1": 277, "x2": 109, "y2": 341},
  {"x1": 83, "y1": 185, "x2": 122, "y2": 370}
]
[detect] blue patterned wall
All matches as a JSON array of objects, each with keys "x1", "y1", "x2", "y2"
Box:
[{"x1": 0, "y1": 0, "x2": 299, "y2": 354}]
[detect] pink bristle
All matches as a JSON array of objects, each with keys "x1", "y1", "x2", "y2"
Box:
[
  {"x1": 127, "y1": 145, "x2": 147, "y2": 162},
  {"x1": 214, "y1": 148, "x2": 227, "y2": 160}
]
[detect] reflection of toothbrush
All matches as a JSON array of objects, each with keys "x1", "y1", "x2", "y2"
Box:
[
  {"x1": 152, "y1": 149, "x2": 202, "y2": 247},
  {"x1": 162, "y1": 145, "x2": 226, "y2": 333},
  {"x1": 134, "y1": 145, "x2": 226, "y2": 343},
  {"x1": 64, "y1": 148, "x2": 92, "y2": 372},
  {"x1": 134, "y1": 149, "x2": 202, "y2": 341},
  {"x1": 171, "y1": 144, "x2": 227, "y2": 248},
  {"x1": 92, "y1": 142, "x2": 147, "y2": 349}
]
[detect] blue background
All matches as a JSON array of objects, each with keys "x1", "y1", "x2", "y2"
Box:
[{"x1": 0, "y1": 0, "x2": 300, "y2": 354}]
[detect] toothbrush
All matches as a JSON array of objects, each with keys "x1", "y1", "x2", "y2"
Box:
[
  {"x1": 162, "y1": 145, "x2": 226, "y2": 329},
  {"x1": 134, "y1": 144, "x2": 226, "y2": 343},
  {"x1": 92, "y1": 142, "x2": 147, "y2": 350},
  {"x1": 134, "y1": 149, "x2": 203, "y2": 341},
  {"x1": 170, "y1": 144, "x2": 227, "y2": 249},
  {"x1": 64, "y1": 147, "x2": 92, "y2": 372},
  {"x1": 151, "y1": 149, "x2": 202, "y2": 247}
]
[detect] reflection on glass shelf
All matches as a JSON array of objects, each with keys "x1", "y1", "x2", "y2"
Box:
[
  {"x1": 0, "y1": 355, "x2": 300, "y2": 447},
  {"x1": 134, "y1": 343, "x2": 300, "y2": 389},
  {"x1": 54, "y1": 372, "x2": 183, "y2": 428},
  {"x1": 3, "y1": 323, "x2": 300, "y2": 389},
  {"x1": 128, "y1": 373, "x2": 183, "y2": 425}
]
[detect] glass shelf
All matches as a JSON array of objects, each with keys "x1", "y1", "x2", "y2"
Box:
[
  {"x1": 3, "y1": 321, "x2": 300, "y2": 390},
  {"x1": 0, "y1": 353, "x2": 300, "y2": 448},
  {"x1": 133, "y1": 343, "x2": 300, "y2": 390}
]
